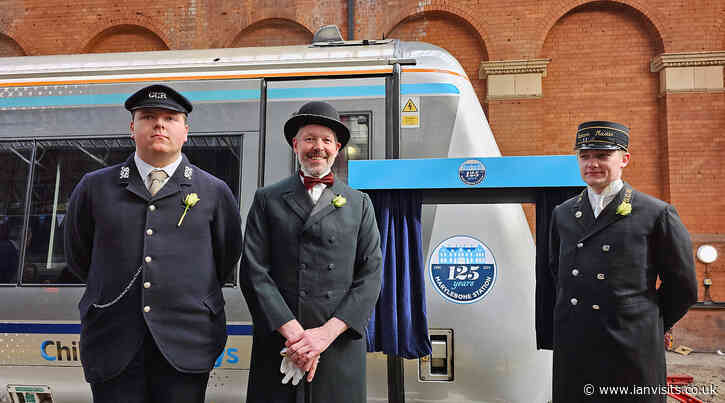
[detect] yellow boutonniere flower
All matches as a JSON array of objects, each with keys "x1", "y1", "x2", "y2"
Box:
[
  {"x1": 332, "y1": 194, "x2": 346, "y2": 208},
  {"x1": 616, "y1": 201, "x2": 632, "y2": 216},
  {"x1": 177, "y1": 193, "x2": 200, "y2": 227}
]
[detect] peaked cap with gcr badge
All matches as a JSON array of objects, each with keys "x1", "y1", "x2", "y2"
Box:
[
  {"x1": 283, "y1": 101, "x2": 351, "y2": 148},
  {"x1": 124, "y1": 84, "x2": 193, "y2": 114},
  {"x1": 575, "y1": 120, "x2": 629, "y2": 151}
]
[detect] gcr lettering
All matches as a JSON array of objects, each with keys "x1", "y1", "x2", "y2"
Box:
[
  {"x1": 214, "y1": 348, "x2": 239, "y2": 368},
  {"x1": 41, "y1": 340, "x2": 80, "y2": 361}
]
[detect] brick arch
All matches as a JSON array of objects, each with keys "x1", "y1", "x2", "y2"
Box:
[
  {"x1": 228, "y1": 18, "x2": 313, "y2": 48},
  {"x1": 539, "y1": 1, "x2": 664, "y2": 198},
  {"x1": 382, "y1": 2, "x2": 491, "y2": 55},
  {"x1": 0, "y1": 33, "x2": 26, "y2": 57},
  {"x1": 82, "y1": 23, "x2": 170, "y2": 54},
  {"x1": 535, "y1": 0, "x2": 666, "y2": 55},
  {"x1": 386, "y1": 10, "x2": 489, "y2": 114}
]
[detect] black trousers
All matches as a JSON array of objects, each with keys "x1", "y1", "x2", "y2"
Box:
[{"x1": 91, "y1": 329, "x2": 210, "y2": 403}]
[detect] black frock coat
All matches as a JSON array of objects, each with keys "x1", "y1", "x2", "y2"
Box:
[
  {"x1": 548, "y1": 183, "x2": 697, "y2": 402},
  {"x1": 64, "y1": 153, "x2": 243, "y2": 383},
  {"x1": 240, "y1": 175, "x2": 382, "y2": 403}
]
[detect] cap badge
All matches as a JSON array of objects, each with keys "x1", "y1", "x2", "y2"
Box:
[
  {"x1": 148, "y1": 92, "x2": 167, "y2": 100},
  {"x1": 120, "y1": 166, "x2": 130, "y2": 179},
  {"x1": 184, "y1": 166, "x2": 193, "y2": 180}
]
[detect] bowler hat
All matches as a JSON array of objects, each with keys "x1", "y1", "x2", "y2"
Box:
[
  {"x1": 124, "y1": 84, "x2": 193, "y2": 114},
  {"x1": 283, "y1": 101, "x2": 350, "y2": 148},
  {"x1": 575, "y1": 121, "x2": 629, "y2": 151}
]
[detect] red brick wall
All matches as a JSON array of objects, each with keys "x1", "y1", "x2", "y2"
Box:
[
  {"x1": 490, "y1": 3, "x2": 665, "y2": 238},
  {"x1": 84, "y1": 25, "x2": 168, "y2": 53},
  {"x1": 672, "y1": 308, "x2": 725, "y2": 352},
  {"x1": 0, "y1": 34, "x2": 25, "y2": 57},
  {"x1": 666, "y1": 92, "x2": 725, "y2": 306},
  {"x1": 540, "y1": 3, "x2": 664, "y2": 198},
  {"x1": 663, "y1": 92, "x2": 725, "y2": 233},
  {"x1": 388, "y1": 12, "x2": 488, "y2": 111},
  {"x1": 230, "y1": 19, "x2": 311, "y2": 47}
]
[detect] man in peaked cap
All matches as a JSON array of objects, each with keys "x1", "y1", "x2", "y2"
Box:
[
  {"x1": 547, "y1": 121, "x2": 697, "y2": 402},
  {"x1": 240, "y1": 101, "x2": 382, "y2": 403},
  {"x1": 64, "y1": 84, "x2": 242, "y2": 402}
]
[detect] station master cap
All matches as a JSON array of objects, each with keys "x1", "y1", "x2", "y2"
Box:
[
  {"x1": 124, "y1": 84, "x2": 193, "y2": 114},
  {"x1": 575, "y1": 121, "x2": 629, "y2": 152},
  {"x1": 284, "y1": 101, "x2": 350, "y2": 148}
]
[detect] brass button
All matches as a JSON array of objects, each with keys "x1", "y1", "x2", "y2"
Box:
[
  {"x1": 328, "y1": 263, "x2": 335, "y2": 271},
  {"x1": 575, "y1": 211, "x2": 583, "y2": 218},
  {"x1": 149, "y1": 205, "x2": 156, "y2": 211},
  {"x1": 576, "y1": 242, "x2": 584, "y2": 248},
  {"x1": 602, "y1": 244, "x2": 611, "y2": 252},
  {"x1": 143, "y1": 306, "x2": 151, "y2": 313},
  {"x1": 570, "y1": 298, "x2": 578, "y2": 306},
  {"x1": 571, "y1": 268, "x2": 580, "y2": 276},
  {"x1": 592, "y1": 304, "x2": 600, "y2": 310},
  {"x1": 145, "y1": 256, "x2": 152, "y2": 263},
  {"x1": 146, "y1": 229, "x2": 153, "y2": 236},
  {"x1": 597, "y1": 273, "x2": 605, "y2": 280},
  {"x1": 143, "y1": 282, "x2": 151, "y2": 289}
]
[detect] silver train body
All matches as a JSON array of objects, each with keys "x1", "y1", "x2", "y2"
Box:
[{"x1": 0, "y1": 38, "x2": 552, "y2": 402}]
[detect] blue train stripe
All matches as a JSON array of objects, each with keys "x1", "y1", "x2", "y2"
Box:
[
  {"x1": 227, "y1": 324, "x2": 253, "y2": 336},
  {"x1": 0, "y1": 323, "x2": 81, "y2": 334},
  {"x1": 268, "y1": 86, "x2": 383, "y2": 99},
  {"x1": 0, "y1": 83, "x2": 459, "y2": 108},
  {"x1": 0, "y1": 322, "x2": 253, "y2": 336},
  {"x1": 401, "y1": 83, "x2": 459, "y2": 95},
  {"x1": 0, "y1": 89, "x2": 260, "y2": 108}
]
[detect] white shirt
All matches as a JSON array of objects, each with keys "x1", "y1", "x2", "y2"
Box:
[
  {"x1": 299, "y1": 168, "x2": 331, "y2": 204},
  {"x1": 588, "y1": 179, "x2": 623, "y2": 218},
  {"x1": 134, "y1": 153, "x2": 182, "y2": 190}
]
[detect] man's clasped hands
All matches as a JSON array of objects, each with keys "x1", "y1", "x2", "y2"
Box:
[{"x1": 277, "y1": 317, "x2": 348, "y2": 385}]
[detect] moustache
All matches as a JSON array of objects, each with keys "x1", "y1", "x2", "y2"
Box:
[{"x1": 306, "y1": 151, "x2": 328, "y2": 159}]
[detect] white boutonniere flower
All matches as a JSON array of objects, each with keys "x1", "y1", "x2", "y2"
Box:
[
  {"x1": 177, "y1": 193, "x2": 200, "y2": 227},
  {"x1": 332, "y1": 194, "x2": 346, "y2": 208}
]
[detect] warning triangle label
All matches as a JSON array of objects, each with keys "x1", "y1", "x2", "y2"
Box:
[{"x1": 402, "y1": 99, "x2": 418, "y2": 112}]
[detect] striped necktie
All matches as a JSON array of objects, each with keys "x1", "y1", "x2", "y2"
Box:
[{"x1": 148, "y1": 169, "x2": 168, "y2": 196}]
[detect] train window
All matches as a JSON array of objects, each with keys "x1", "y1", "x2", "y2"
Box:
[
  {"x1": 23, "y1": 138, "x2": 135, "y2": 285},
  {"x1": 0, "y1": 141, "x2": 32, "y2": 285},
  {"x1": 20, "y1": 135, "x2": 242, "y2": 286},
  {"x1": 333, "y1": 113, "x2": 370, "y2": 183}
]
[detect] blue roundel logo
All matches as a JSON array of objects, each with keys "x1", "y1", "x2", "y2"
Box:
[
  {"x1": 458, "y1": 159, "x2": 486, "y2": 185},
  {"x1": 428, "y1": 235, "x2": 497, "y2": 304}
]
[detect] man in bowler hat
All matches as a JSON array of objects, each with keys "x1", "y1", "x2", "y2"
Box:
[
  {"x1": 240, "y1": 101, "x2": 382, "y2": 402},
  {"x1": 64, "y1": 84, "x2": 243, "y2": 402},
  {"x1": 547, "y1": 121, "x2": 697, "y2": 402}
]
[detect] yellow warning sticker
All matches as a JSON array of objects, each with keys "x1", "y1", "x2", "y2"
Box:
[
  {"x1": 401, "y1": 96, "x2": 420, "y2": 128},
  {"x1": 403, "y1": 98, "x2": 418, "y2": 112},
  {"x1": 402, "y1": 115, "x2": 419, "y2": 126}
]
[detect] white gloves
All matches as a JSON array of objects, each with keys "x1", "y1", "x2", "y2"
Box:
[{"x1": 280, "y1": 347, "x2": 305, "y2": 385}]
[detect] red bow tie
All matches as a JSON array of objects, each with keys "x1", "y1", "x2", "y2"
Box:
[{"x1": 301, "y1": 171, "x2": 334, "y2": 190}]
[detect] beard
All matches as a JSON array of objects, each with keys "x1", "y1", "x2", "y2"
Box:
[{"x1": 298, "y1": 150, "x2": 336, "y2": 177}]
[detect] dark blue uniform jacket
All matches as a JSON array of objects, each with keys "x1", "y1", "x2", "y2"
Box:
[
  {"x1": 549, "y1": 183, "x2": 697, "y2": 402},
  {"x1": 64, "y1": 153, "x2": 243, "y2": 383}
]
